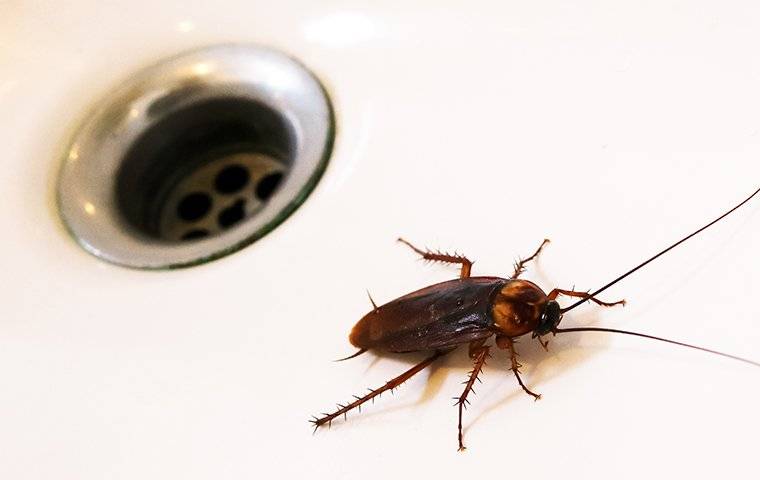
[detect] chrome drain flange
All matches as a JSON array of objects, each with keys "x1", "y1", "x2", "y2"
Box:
[{"x1": 57, "y1": 45, "x2": 334, "y2": 269}]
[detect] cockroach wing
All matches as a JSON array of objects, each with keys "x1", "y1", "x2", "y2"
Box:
[{"x1": 349, "y1": 277, "x2": 507, "y2": 353}]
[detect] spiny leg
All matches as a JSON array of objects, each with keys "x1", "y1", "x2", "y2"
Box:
[
  {"x1": 397, "y1": 238, "x2": 473, "y2": 279},
  {"x1": 549, "y1": 288, "x2": 626, "y2": 308},
  {"x1": 310, "y1": 350, "x2": 446, "y2": 430},
  {"x1": 512, "y1": 238, "x2": 551, "y2": 279},
  {"x1": 496, "y1": 336, "x2": 541, "y2": 400},
  {"x1": 455, "y1": 341, "x2": 490, "y2": 451}
]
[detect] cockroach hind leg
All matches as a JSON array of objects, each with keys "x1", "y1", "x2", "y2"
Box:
[{"x1": 310, "y1": 351, "x2": 445, "y2": 432}]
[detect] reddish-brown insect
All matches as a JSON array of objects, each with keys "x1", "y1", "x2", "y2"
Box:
[{"x1": 311, "y1": 187, "x2": 760, "y2": 450}]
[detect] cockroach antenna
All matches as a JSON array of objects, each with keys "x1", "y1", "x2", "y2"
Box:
[
  {"x1": 561, "y1": 186, "x2": 760, "y2": 315},
  {"x1": 552, "y1": 326, "x2": 760, "y2": 367},
  {"x1": 554, "y1": 186, "x2": 760, "y2": 368}
]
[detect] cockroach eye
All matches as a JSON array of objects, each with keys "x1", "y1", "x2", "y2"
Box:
[{"x1": 535, "y1": 300, "x2": 561, "y2": 336}]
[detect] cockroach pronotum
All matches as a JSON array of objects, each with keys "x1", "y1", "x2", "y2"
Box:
[{"x1": 311, "y1": 187, "x2": 760, "y2": 450}]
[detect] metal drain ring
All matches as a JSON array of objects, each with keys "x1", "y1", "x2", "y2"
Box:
[{"x1": 57, "y1": 45, "x2": 334, "y2": 269}]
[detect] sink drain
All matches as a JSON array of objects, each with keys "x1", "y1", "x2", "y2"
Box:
[
  {"x1": 57, "y1": 45, "x2": 334, "y2": 269},
  {"x1": 158, "y1": 152, "x2": 286, "y2": 242}
]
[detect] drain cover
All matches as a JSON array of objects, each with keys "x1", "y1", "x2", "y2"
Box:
[
  {"x1": 159, "y1": 152, "x2": 286, "y2": 241},
  {"x1": 57, "y1": 45, "x2": 334, "y2": 269}
]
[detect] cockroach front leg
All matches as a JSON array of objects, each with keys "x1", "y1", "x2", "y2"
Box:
[
  {"x1": 511, "y1": 239, "x2": 550, "y2": 279},
  {"x1": 455, "y1": 341, "x2": 491, "y2": 451},
  {"x1": 397, "y1": 238, "x2": 473, "y2": 279},
  {"x1": 310, "y1": 350, "x2": 446, "y2": 430},
  {"x1": 496, "y1": 336, "x2": 541, "y2": 401},
  {"x1": 549, "y1": 288, "x2": 626, "y2": 308}
]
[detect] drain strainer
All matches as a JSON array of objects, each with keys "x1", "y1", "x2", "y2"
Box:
[
  {"x1": 57, "y1": 45, "x2": 334, "y2": 269},
  {"x1": 160, "y1": 152, "x2": 286, "y2": 242}
]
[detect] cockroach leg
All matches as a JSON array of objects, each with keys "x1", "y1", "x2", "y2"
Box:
[
  {"x1": 311, "y1": 350, "x2": 446, "y2": 431},
  {"x1": 455, "y1": 342, "x2": 490, "y2": 451},
  {"x1": 511, "y1": 238, "x2": 550, "y2": 279},
  {"x1": 548, "y1": 288, "x2": 625, "y2": 308},
  {"x1": 496, "y1": 336, "x2": 541, "y2": 401},
  {"x1": 397, "y1": 238, "x2": 473, "y2": 279},
  {"x1": 467, "y1": 339, "x2": 487, "y2": 359}
]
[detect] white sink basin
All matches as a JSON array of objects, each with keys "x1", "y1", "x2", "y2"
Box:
[{"x1": 3, "y1": 2, "x2": 759, "y2": 479}]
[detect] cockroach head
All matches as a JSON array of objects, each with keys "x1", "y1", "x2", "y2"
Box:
[{"x1": 534, "y1": 300, "x2": 561, "y2": 337}]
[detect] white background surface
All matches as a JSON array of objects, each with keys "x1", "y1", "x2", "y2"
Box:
[{"x1": 2, "y1": 2, "x2": 760, "y2": 479}]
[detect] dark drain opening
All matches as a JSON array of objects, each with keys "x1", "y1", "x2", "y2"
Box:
[
  {"x1": 116, "y1": 97, "x2": 293, "y2": 242},
  {"x1": 177, "y1": 192, "x2": 212, "y2": 222},
  {"x1": 215, "y1": 164, "x2": 250, "y2": 194},
  {"x1": 218, "y1": 199, "x2": 246, "y2": 229},
  {"x1": 181, "y1": 229, "x2": 210, "y2": 240},
  {"x1": 256, "y1": 172, "x2": 284, "y2": 201}
]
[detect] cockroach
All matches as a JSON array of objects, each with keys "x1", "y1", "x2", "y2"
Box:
[{"x1": 311, "y1": 187, "x2": 760, "y2": 450}]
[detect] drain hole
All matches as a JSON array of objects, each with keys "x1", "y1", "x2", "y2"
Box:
[
  {"x1": 218, "y1": 199, "x2": 246, "y2": 229},
  {"x1": 181, "y1": 229, "x2": 210, "y2": 240},
  {"x1": 256, "y1": 172, "x2": 284, "y2": 201},
  {"x1": 215, "y1": 164, "x2": 250, "y2": 194},
  {"x1": 177, "y1": 192, "x2": 212, "y2": 222},
  {"x1": 116, "y1": 98, "x2": 294, "y2": 241}
]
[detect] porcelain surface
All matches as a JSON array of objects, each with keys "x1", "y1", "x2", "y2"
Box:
[{"x1": 2, "y1": 2, "x2": 760, "y2": 479}]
